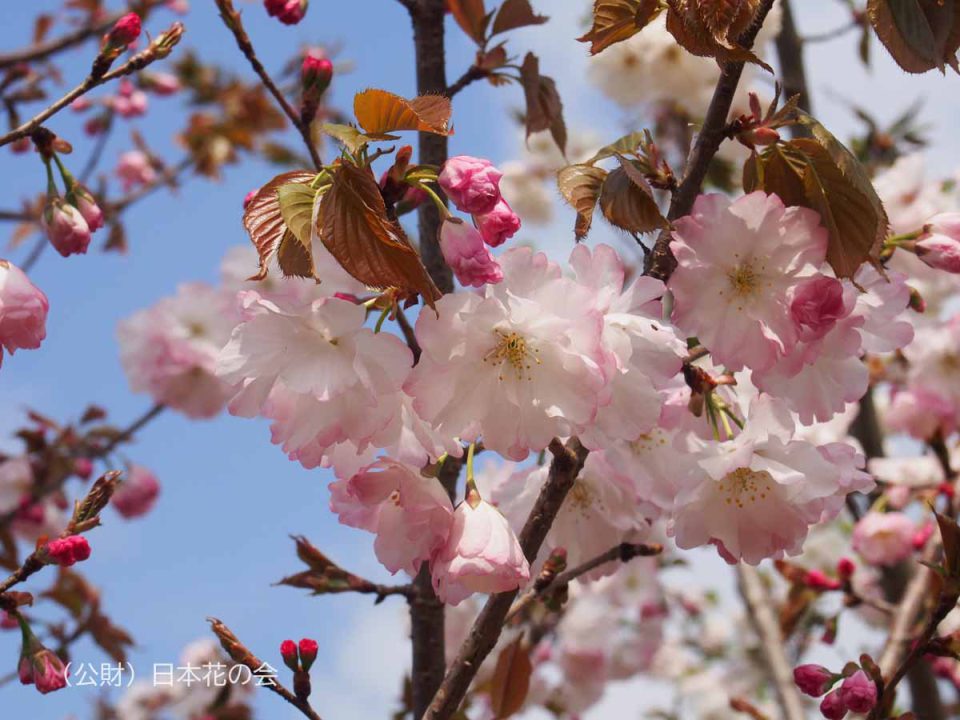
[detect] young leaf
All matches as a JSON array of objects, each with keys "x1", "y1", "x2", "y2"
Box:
[
  {"x1": 276, "y1": 230, "x2": 315, "y2": 279},
  {"x1": 491, "y1": 0, "x2": 548, "y2": 36},
  {"x1": 489, "y1": 635, "x2": 532, "y2": 719},
  {"x1": 519, "y1": 53, "x2": 567, "y2": 154},
  {"x1": 557, "y1": 163, "x2": 608, "y2": 238},
  {"x1": 318, "y1": 161, "x2": 441, "y2": 306},
  {"x1": 277, "y1": 182, "x2": 318, "y2": 246},
  {"x1": 664, "y1": 0, "x2": 771, "y2": 71},
  {"x1": 242, "y1": 171, "x2": 316, "y2": 280},
  {"x1": 866, "y1": 0, "x2": 960, "y2": 73},
  {"x1": 578, "y1": 0, "x2": 662, "y2": 54},
  {"x1": 354, "y1": 89, "x2": 453, "y2": 136},
  {"x1": 320, "y1": 123, "x2": 383, "y2": 154},
  {"x1": 598, "y1": 157, "x2": 668, "y2": 234},
  {"x1": 448, "y1": 0, "x2": 492, "y2": 46},
  {"x1": 585, "y1": 130, "x2": 647, "y2": 165}
]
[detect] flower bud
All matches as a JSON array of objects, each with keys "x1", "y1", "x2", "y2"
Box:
[
  {"x1": 66, "y1": 185, "x2": 105, "y2": 233},
  {"x1": 439, "y1": 218, "x2": 503, "y2": 288},
  {"x1": 439, "y1": 156, "x2": 503, "y2": 215},
  {"x1": 914, "y1": 213, "x2": 960, "y2": 273},
  {"x1": 44, "y1": 536, "x2": 91, "y2": 567},
  {"x1": 280, "y1": 639, "x2": 299, "y2": 671},
  {"x1": 265, "y1": 0, "x2": 308, "y2": 25},
  {"x1": 474, "y1": 198, "x2": 521, "y2": 248},
  {"x1": 18, "y1": 617, "x2": 68, "y2": 694},
  {"x1": 298, "y1": 638, "x2": 318, "y2": 671},
  {"x1": 839, "y1": 670, "x2": 877, "y2": 714},
  {"x1": 300, "y1": 55, "x2": 333, "y2": 124},
  {"x1": 41, "y1": 198, "x2": 92, "y2": 257},
  {"x1": 805, "y1": 569, "x2": 841, "y2": 592},
  {"x1": 104, "y1": 13, "x2": 142, "y2": 50},
  {"x1": 836, "y1": 557, "x2": 855, "y2": 581},
  {"x1": 819, "y1": 688, "x2": 848, "y2": 719},
  {"x1": 150, "y1": 22, "x2": 185, "y2": 60},
  {"x1": 794, "y1": 664, "x2": 836, "y2": 697}
]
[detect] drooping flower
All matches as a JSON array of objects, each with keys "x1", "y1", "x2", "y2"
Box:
[
  {"x1": 41, "y1": 197, "x2": 91, "y2": 257},
  {"x1": 438, "y1": 218, "x2": 503, "y2": 288},
  {"x1": 218, "y1": 293, "x2": 412, "y2": 461},
  {"x1": 431, "y1": 495, "x2": 529, "y2": 606},
  {"x1": 915, "y1": 212, "x2": 960, "y2": 273},
  {"x1": 474, "y1": 198, "x2": 521, "y2": 248},
  {"x1": 119, "y1": 283, "x2": 236, "y2": 418},
  {"x1": 0, "y1": 260, "x2": 48, "y2": 367},
  {"x1": 669, "y1": 192, "x2": 828, "y2": 372},
  {"x1": 671, "y1": 395, "x2": 865, "y2": 565},
  {"x1": 852, "y1": 511, "x2": 916, "y2": 566},
  {"x1": 19, "y1": 646, "x2": 68, "y2": 695},
  {"x1": 438, "y1": 156, "x2": 504, "y2": 215},
  {"x1": 329, "y1": 458, "x2": 453, "y2": 575},
  {"x1": 406, "y1": 247, "x2": 607, "y2": 460}
]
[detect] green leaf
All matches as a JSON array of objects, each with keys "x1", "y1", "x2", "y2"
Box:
[
  {"x1": 277, "y1": 182, "x2": 317, "y2": 246},
  {"x1": 585, "y1": 130, "x2": 647, "y2": 165}
]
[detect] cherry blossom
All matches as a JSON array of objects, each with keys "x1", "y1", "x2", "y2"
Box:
[
  {"x1": 852, "y1": 511, "x2": 916, "y2": 566},
  {"x1": 438, "y1": 156, "x2": 504, "y2": 215},
  {"x1": 0, "y1": 260, "x2": 48, "y2": 367}
]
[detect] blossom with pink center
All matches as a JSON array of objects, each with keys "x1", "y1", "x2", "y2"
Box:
[
  {"x1": 406, "y1": 247, "x2": 607, "y2": 460},
  {"x1": 852, "y1": 511, "x2": 915, "y2": 566},
  {"x1": 112, "y1": 464, "x2": 160, "y2": 518},
  {"x1": 329, "y1": 458, "x2": 453, "y2": 575},
  {"x1": 568, "y1": 244, "x2": 685, "y2": 450},
  {"x1": 790, "y1": 276, "x2": 847, "y2": 342},
  {"x1": 438, "y1": 156, "x2": 504, "y2": 215},
  {"x1": 41, "y1": 198, "x2": 91, "y2": 256},
  {"x1": 118, "y1": 283, "x2": 236, "y2": 418},
  {"x1": 218, "y1": 293, "x2": 412, "y2": 462},
  {"x1": 669, "y1": 192, "x2": 828, "y2": 372},
  {"x1": 474, "y1": 198, "x2": 521, "y2": 247},
  {"x1": 264, "y1": 0, "x2": 308, "y2": 25},
  {"x1": 438, "y1": 218, "x2": 503, "y2": 287},
  {"x1": 431, "y1": 495, "x2": 529, "y2": 605},
  {"x1": 115, "y1": 150, "x2": 156, "y2": 191},
  {"x1": 0, "y1": 260, "x2": 48, "y2": 367},
  {"x1": 671, "y1": 395, "x2": 865, "y2": 565},
  {"x1": 885, "y1": 386, "x2": 956, "y2": 440}
]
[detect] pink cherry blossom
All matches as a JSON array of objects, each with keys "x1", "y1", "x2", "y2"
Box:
[
  {"x1": 904, "y1": 315, "x2": 960, "y2": 407},
  {"x1": 438, "y1": 218, "x2": 503, "y2": 287},
  {"x1": 19, "y1": 648, "x2": 68, "y2": 694},
  {"x1": 885, "y1": 386, "x2": 956, "y2": 440},
  {"x1": 838, "y1": 670, "x2": 877, "y2": 714},
  {"x1": 0, "y1": 260, "x2": 48, "y2": 367},
  {"x1": 118, "y1": 283, "x2": 236, "y2": 418},
  {"x1": 113, "y1": 79, "x2": 148, "y2": 118},
  {"x1": 116, "y1": 150, "x2": 156, "y2": 191},
  {"x1": 669, "y1": 192, "x2": 828, "y2": 372},
  {"x1": 264, "y1": 0, "x2": 307, "y2": 24},
  {"x1": 790, "y1": 276, "x2": 847, "y2": 342},
  {"x1": 915, "y1": 212, "x2": 960, "y2": 273},
  {"x1": 406, "y1": 247, "x2": 607, "y2": 460},
  {"x1": 431, "y1": 496, "x2": 529, "y2": 605},
  {"x1": 68, "y1": 185, "x2": 105, "y2": 232},
  {"x1": 794, "y1": 664, "x2": 835, "y2": 697},
  {"x1": 218, "y1": 293, "x2": 412, "y2": 462},
  {"x1": 671, "y1": 395, "x2": 860, "y2": 565},
  {"x1": 852, "y1": 511, "x2": 915, "y2": 566},
  {"x1": 330, "y1": 458, "x2": 453, "y2": 575},
  {"x1": 41, "y1": 198, "x2": 91, "y2": 256},
  {"x1": 112, "y1": 464, "x2": 161, "y2": 518},
  {"x1": 438, "y1": 156, "x2": 504, "y2": 215},
  {"x1": 474, "y1": 198, "x2": 521, "y2": 247}
]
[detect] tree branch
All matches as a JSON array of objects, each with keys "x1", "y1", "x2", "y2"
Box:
[
  {"x1": 423, "y1": 438, "x2": 588, "y2": 720},
  {"x1": 736, "y1": 564, "x2": 806, "y2": 720},
  {"x1": 645, "y1": 0, "x2": 777, "y2": 281},
  {"x1": 214, "y1": 0, "x2": 322, "y2": 171},
  {"x1": 445, "y1": 66, "x2": 489, "y2": 98}
]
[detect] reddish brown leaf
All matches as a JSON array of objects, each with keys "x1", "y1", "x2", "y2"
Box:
[
  {"x1": 489, "y1": 636, "x2": 532, "y2": 719},
  {"x1": 491, "y1": 0, "x2": 548, "y2": 36},
  {"x1": 557, "y1": 163, "x2": 608, "y2": 239},
  {"x1": 867, "y1": 0, "x2": 960, "y2": 73},
  {"x1": 519, "y1": 53, "x2": 567, "y2": 154},
  {"x1": 578, "y1": 0, "x2": 663, "y2": 54},
  {"x1": 598, "y1": 157, "x2": 667, "y2": 234},
  {"x1": 242, "y1": 171, "x2": 315, "y2": 281},
  {"x1": 354, "y1": 89, "x2": 452, "y2": 136},
  {"x1": 664, "y1": 0, "x2": 770, "y2": 70},
  {"x1": 318, "y1": 161, "x2": 440, "y2": 306},
  {"x1": 448, "y1": 0, "x2": 492, "y2": 45}
]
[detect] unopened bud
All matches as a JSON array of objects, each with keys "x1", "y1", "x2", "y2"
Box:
[
  {"x1": 150, "y1": 22, "x2": 185, "y2": 60},
  {"x1": 42, "y1": 198, "x2": 91, "y2": 257},
  {"x1": 280, "y1": 639, "x2": 299, "y2": 671},
  {"x1": 298, "y1": 638, "x2": 318, "y2": 671},
  {"x1": 104, "y1": 13, "x2": 142, "y2": 50},
  {"x1": 265, "y1": 0, "x2": 309, "y2": 25},
  {"x1": 836, "y1": 557, "x2": 856, "y2": 581},
  {"x1": 300, "y1": 55, "x2": 333, "y2": 125}
]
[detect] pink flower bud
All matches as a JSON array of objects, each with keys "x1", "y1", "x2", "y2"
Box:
[
  {"x1": 805, "y1": 569, "x2": 841, "y2": 592},
  {"x1": 10, "y1": 137, "x2": 31, "y2": 154},
  {"x1": 73, "y1": 458, "x2": 94, "y2": 480},
  {"x1": 44, "y1": 536, "x2": 91, "y2": 567},
  {"x1": 0, "y1": 260, "x2": 48, "y2": 364},
  {"x1": 790, "y1": 275, "x2": 848, "y2": 341},
  {"x1": 20, "y1": 648, "x2": 68, "y2": 694},
  {"x1": 839, "y1": 670, "x2": 877, "y2": 714},
  {"x1": 298, "y1": 638, "x2": 318, "y2": 670},
  {"x1": 819, "y1": 688, "x2": 848, "y2": 719},
  {"x1": 105, "y1": 13, "x2": 142, "y2": 49},
  {"x1": 1, "y1": 611, "x2": 18, "y2": 630},
  {"x1": 438, "y1": 156, "x2": 504, "y2": 215},
  {"x1": 439, "y1": 219, "x2": 503, "y2": 288},
  {"x1": 301, "y1": 55, "x2": 333, "y2": 98},
  {"x1": 42, "y1": 198, "x2": 92, "y2": 257},
  {"x1": 67, "y1": 185, "x2": 105, "y2": 232},
  {"x1": 111, "y1": 464, "x2": 160, "y2": 518},
  {"x1": 264, "y1": 0, "x2": 308, "y2": 25},
  {"x1": 280, "y1": 639, "x2": 299, "y2": 670},
  {"x1": 793, "y1": 664, "x2": 835, "y2": 697},
  {"x1": 474, "y1": 198, "x2": 521, "y2": 248},
  {"x1": 915, "y1": 215, "x2": 960, "y2": 273},
  {"x1": 836, "y1": 557, "x2": 855, "y2": 581},
  {"x1": 71, "y1": 97, "x2": 92, "y2": 112},
  {"x1": 912, "y1": 521, "x2": 935, "y2": 550}
]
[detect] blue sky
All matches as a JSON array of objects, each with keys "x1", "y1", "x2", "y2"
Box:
[{"x1": 0, "y1": 1, "x2": 958, "y2": 719}]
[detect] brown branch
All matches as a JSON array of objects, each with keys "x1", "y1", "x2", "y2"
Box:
[
  {"x1": 506, "y1": 541, "x2": 663, "y2": 623},
  {"x1": 0, "y1": 2, "x2": 165, "y2": 71},
  {"x1": 775, "y1": 0, "x2": 812, "y2": 118},
  {"x1": 214, "y1": 0, "x2": 322, "y2": 171},
  {"x1": 396, "y1": 306, "x2": 422, "y2": 363},
  {"x1": 444, "y1": 66, "x2": 489, "y2": 98},
  {"x1": 736, "y1": 564, "x2": 806, "y2": 720},
  {"x1": 0, "y1": 35, "x2": 179, "y2": 148},
  {"x1": 0, "y1": 210, "x2": 34, "y2": 221},
  {"x1": 0, "y1": 552, "x2": 44, "y2": 595},
  {"x1": 645, "y1": 0, "x2": 777, "y2": 281},
  {"x1": 423, "y1": 438, "x2": 588, "y2": 720}
]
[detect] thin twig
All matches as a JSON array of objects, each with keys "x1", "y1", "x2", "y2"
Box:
[
  {"x1": 736, "y1": 564, "x2": 806, "y2": 720},
  {"x1": 79, "y1": 112, "x2": 115, "y2": 183},
  {"x1": 444, "y1": 66, "x2": 489, "y2": 98},
  {"x1": 800, "y1": 21, "x2": 858, "y2": 44},
  {"x1": 214, "y1": 0, "x2": 322, "y2": 170},
  {"x1": 424, "y1": 438, "x2": 588, "y2": 720},
  {"x1": 506, "y1": 541, "x2": 663, "y2": 623},
  {"x1": 645, "y1": 0, "x2": 777, "y2": 281},
  {"x1": 0, "y1": 210, "x2": 34, "y2": 221},
  {"x1": 396, "y1": 306, "x2": 422, "y2": 363},
  {"x1": 0, "y1": 552, "x2": 44, "y2": 594}
]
